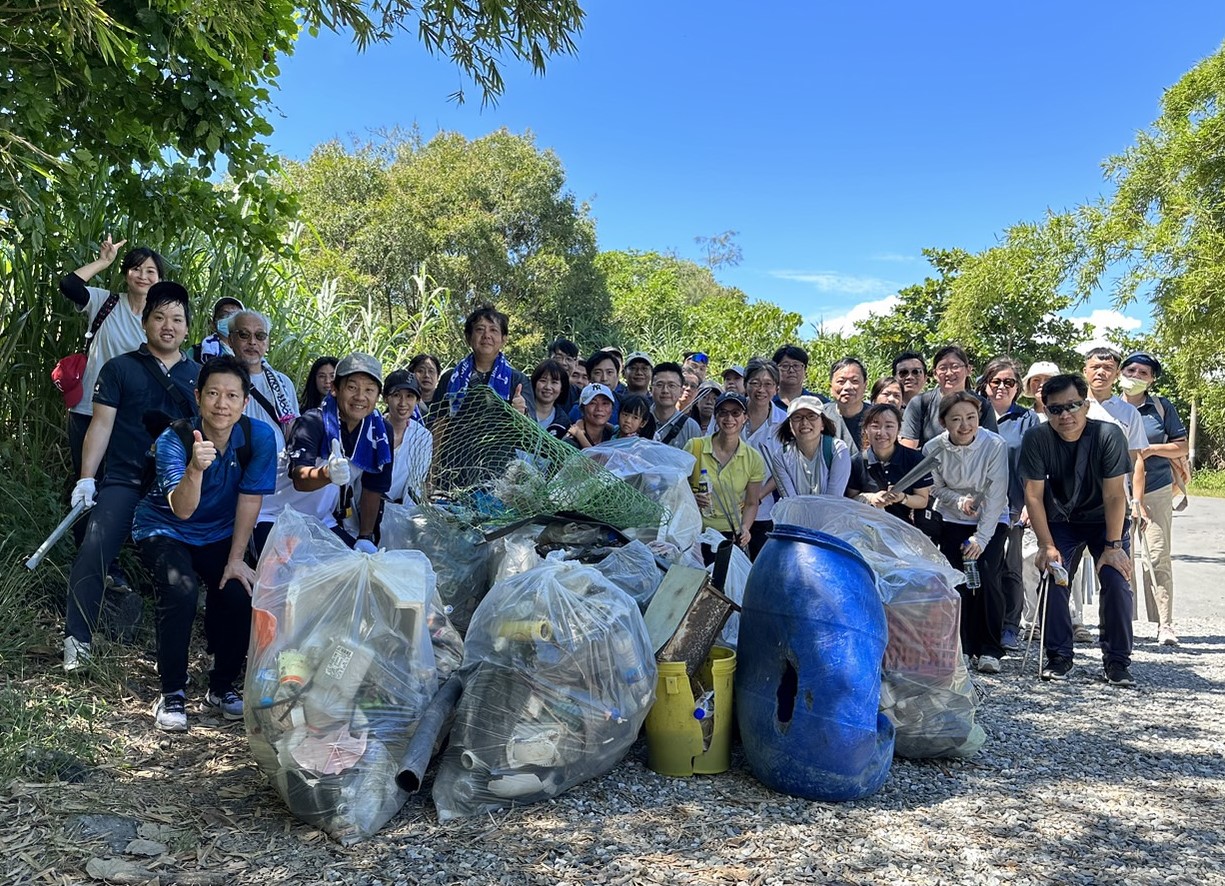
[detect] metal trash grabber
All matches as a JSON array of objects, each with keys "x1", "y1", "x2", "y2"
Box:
[
  {"x1": 25, "y1": 501, "x2": 89, "y2": 571},
  {"x1": 1020, "y1": 572, "x2": 1050, "y2": 679},
  {"x1": 888, "y1": 439, "x2": 947, "y2": 495}
]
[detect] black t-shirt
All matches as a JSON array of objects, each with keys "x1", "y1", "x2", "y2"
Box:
[
  {"x1": 287, "y1": 409, "x2": 393, "y2": 495},
  {"x1": 92, "y1": 347, "x2": 200, "y2": 488},
  {"x1": 1019, "y1": 419, "x2": 1130, "y2": 523},
  {"x1": 901, "y1": 389, "x2": 999, "y2": 447},
  {"x1": 848, "y1": 445, "x2": 932, "y2": 521}
]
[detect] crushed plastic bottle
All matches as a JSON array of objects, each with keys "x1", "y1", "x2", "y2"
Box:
[
  {"x1": 699, "y1": 468, "x2": 714, "y2": 518},
  {"x1": 961, "y1": 541, "x2": 981, "y2": 590}
]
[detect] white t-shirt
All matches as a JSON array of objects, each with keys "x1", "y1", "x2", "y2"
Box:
[
  {"x1": 74, "y1": 286, "x2": 147, "y2": 417},
  {"x1": 742, "y1": 403, "x2": 788, "y2": 521},
  {"x1": 388, "y1": 420, "x2": 433, "y2": 504}
]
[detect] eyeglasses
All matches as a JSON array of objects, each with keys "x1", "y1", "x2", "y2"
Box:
[
  {"x1": 652, "y1": 381, "x2": 681, "y2": 391},
  {"x1": 1047, "y1": 399, "x2": 1086, "y2": 417},
  {"x1": 746, "y1": 379, "x2": 777, "y2": 389},
  {"x1": 896, "y1": 368, "x2": 925, "y2": 378},
  {"x1": 233, "y1": 329, "x2": 268, "y2": 342},
  {"x1": 778, "y1": 361, "x2": 806, "y2": 373},
  {"x1": 789, "y1": 413, "x2": 818, "y2": 425},
  {"x1": 934, "y1": 363, "x2": 965, "y2": 374},
  {"x1": 988, "y1": 377, "x2": 1018, "y2": 389}
]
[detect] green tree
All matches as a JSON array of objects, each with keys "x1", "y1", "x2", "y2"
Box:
[
  {"x1": 285, "y1": 130, "x2": 608, "y2": 363},
  {"x1": 854, "y1": 248, "x2": 968, "y2": 361},
  {"x1": 595, "y1": 249, "x2": 802, "y2": 367},
  {"x1": 1076, "y1": 42, "x2": 1225, "y2": 395},
  {"x1": 940, "y1": 217, "x2": 1083, "y2": 369}
]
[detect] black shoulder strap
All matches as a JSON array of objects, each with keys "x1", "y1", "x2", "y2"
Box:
[
  {"x1": 248, "y1": 386, "x2": 281, "y2": 425},
  {"x1": 84, "y1": 292, "x2": 122, "y2": 357},
  {"x1": 137, "y1": 353, "x2": 196, "y2": 418}
]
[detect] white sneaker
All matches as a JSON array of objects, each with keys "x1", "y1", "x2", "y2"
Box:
[
  {"x1": 153, "y1": 691, "x2": 188, "y2": 732},
  {"x1": 976, "y1": 655, "x2": 1002, "y2": 674},
  {"x1": 1157, "y1": 626, "x2": 1180, "y2": 647},
  {"x1": 63, "y1": 636, "x2": 91, "y2": 674}
]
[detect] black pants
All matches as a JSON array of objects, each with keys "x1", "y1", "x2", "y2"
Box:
[
  {"x1": 938, "y1": 521, "x2": 1009, "y2": 659},
  {"x1": 66, "y1": 484, "x2": 141, "y2": 643},
  {"x1": 67, "y1": 412, "x2": 126, "y2": 584},
  {"x1": 1042, "y1": 521, "x2": 1134, "y2": 667},
  {"x1": 748, "y1": 519, "x2": 773, "y2": 561},
  {"x1": 1001, "y1": 523, "x2": 1025, "y2": 632},
  {"x1": 139, "y1": 534, "x2": 251, "y2": 695}
]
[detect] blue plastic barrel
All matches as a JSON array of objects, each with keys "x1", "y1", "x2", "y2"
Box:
[{"x1": 735, "y1": 524, "x2": 894, "y2": 801}]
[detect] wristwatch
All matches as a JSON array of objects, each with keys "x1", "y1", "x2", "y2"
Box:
[{"x1": 1104, "y1": 539, "x2": 1123, "y2": 549}]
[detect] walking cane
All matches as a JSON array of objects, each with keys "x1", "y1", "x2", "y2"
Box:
[{"x1": 1021, "y1": 573, "x2": 1049, "y2": 679}]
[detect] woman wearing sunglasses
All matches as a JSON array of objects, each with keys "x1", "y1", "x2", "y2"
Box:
[{"x1": 977, "y1": 357, "x2": 1040, "y2": 652}]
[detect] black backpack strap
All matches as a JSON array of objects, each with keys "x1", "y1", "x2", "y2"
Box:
[
  {"x1": 248, "y1": 386, "x2": 281, "y2": 425},
  {"x1": 137, "y1": 352, "x2": 196, "y2": 419},
  {"x1": 84, "y1": 292, "x2": 122, "y2": 357},
  {"x1": 236, "y1": 415, "x2": 254, "y2": 472}
]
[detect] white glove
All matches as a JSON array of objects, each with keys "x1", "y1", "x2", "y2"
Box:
[
  {"x1": 354, "y1": 538, "x2": 377, "y2": 555},
  {"x1": 71, "y1": 478, "x2": 97, "y2": 509},
  {"x1": 326, "y1": 438, "x2": 352, "y2": 486}
]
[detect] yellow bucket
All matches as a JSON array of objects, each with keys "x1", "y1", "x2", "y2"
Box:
[{"x1": 645, "y1": 646, "x2": 736, "y2": 776}]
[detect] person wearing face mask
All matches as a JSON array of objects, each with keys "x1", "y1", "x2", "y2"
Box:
[
  {"x1": 1119, "y1": 351, "x2": 1189, "y2": 647},
  {"x1": 191, "y1": 297, "x2": 244, "y2": 364}
]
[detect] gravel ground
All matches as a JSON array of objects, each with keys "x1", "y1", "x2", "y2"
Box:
[
  {"x1": 6, "y1": 499, "x2": 1224, "y2": 885},
  {"x1": 5, "y1": 617, "x2": 1223, "y2": 886}
]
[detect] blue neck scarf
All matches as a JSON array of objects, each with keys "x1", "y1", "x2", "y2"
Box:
[
  {"x1": 319, "y1": 394, "x2": 392, "y2": 474},
  {"x1": 445, "y1": 351, "x2": 514, "y2": 412}
]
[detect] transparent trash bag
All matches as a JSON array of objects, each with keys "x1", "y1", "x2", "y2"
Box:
[
  {"x1": 489, "y1": 524, "x2": 544, "y2": 583},
  {"x1": 380, "y1": 501, "x2": 491, "y2": 634},
  {"x1": 689, "y1": 528, "x2": 751, "y2": 649},
  {"x1": 582, "y1": 437, "x2": 701, "y2": 551},
  {"x1": 773, "y1": 496, "x2": 984, "y2": 758},
  {"x1": 432, "y1": 557, "x2": 657, "y2": 821},
  {"x1": 245, "y1": 508, "x2": 464, "y2": 843},
  {"x1": 591, "y1": 539, "x2": 664, "y2": 611}
]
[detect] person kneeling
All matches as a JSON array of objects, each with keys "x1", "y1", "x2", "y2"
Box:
[{"x1": 132, "y1": 356, "x2": 278, "y2": 732}]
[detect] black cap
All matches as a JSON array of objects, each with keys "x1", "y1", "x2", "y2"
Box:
[
  {"x1": 1121, "y1": 350, "x2": 1162, "y2": 378},
  {"x1": 384, "y1": 369, "x2": 421, "y2": 397},
  {"x1": 713, "y1": 391, "x2": 748, "y2": 413}
]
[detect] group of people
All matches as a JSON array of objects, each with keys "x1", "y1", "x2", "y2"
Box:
[{"x1": 58, "y1": 239, "x2": 1190, "y2": 732}]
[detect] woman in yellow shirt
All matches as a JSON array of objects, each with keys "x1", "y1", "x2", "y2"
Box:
[{"x1": 685, "y1": 392, "x2": 766, "y2": 553}]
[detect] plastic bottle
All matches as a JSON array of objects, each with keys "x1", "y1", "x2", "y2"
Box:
[
  {"x1": 252, "y1": 666, "x2": 279, "y2": 709},
  {"x1": 693, "y1": 690, "x2": 715, "y2": 749},
  {"x1": 961, "y1": 541, "x2": 981, "y2": 590},
  {"x1": 693, "y1": 690, "x2": 715, "y2": 721},
  {"x1": 699, "y1": 468, "x2": 714, "y2": 517}
]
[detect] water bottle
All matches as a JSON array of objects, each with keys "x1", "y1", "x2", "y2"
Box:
[
  {"x1": 693, "y1": 690, "x2": 715, "y2": 721},
  {"x1": 699, "y1": 468, "x2": 714, "y2": 517},
  {"x1": 962, "y1": 540, "x2": 981, "y2": 590},
  {"x1": 252, "y1": 666, "x2": 279, "y2": 709}
]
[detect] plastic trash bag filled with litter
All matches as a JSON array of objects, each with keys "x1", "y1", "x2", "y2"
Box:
[
  {"x1": 379, "y1": 501, "x2": 491, "y2": 634},
  {"x1": 432, "y1": 557, "x2": 657, "y2": 821},
  {"x1": 582, "y1": 437, "x2": 701, "y2": 553},
  {"x1": 245, "y1": 509, "x2": 464, "y2": 843},
  {"x1": 773, "y1": 496, "x2": 986, "y2": 759},
  {"x1": 590, "y1": 539, "x2": 664, "y2": 611}
]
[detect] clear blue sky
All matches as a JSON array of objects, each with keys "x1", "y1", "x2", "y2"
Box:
[{"x1": 266, "y1": 1, "x2": 1225, "y2": 338}]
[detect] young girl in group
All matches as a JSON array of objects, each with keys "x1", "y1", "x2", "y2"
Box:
[{"x1": 615, "y1": 394, "x2": 653, "y2": 439}]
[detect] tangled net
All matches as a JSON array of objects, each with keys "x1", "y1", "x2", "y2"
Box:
[{"x1": 423, "y1": 386, "x2": 667, "y2": 532}]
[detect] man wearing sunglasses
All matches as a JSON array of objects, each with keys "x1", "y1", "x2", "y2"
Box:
[
  {"x1": 228, "y1": 310, "x2": 303, "y2": 556},
  {"x1": 891, "y1": 350, "x2": 929, "y2": 407},
  {"x1": 1020, "y1": 374, "x2": 1136, "y2": 687}
]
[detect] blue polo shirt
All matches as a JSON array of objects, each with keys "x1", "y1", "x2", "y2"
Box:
[
  {"x1": 133, "y1": 417, "x2": 278, "y2": 546},
  {"x1": 1134, "y1": 395, "x2": 1188, "y2": 493}
]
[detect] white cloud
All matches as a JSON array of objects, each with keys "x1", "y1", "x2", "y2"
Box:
[
  {"x1": 771, "y1": 270, "x2": 901, "y2": 297},
  {"x1": 869, "y1": 252, "x2": 918, "y2": 263},
  {"x1": 806, "y1": 295, "x2": 900, "y2": 336},
  {"x1": 1068, "y1": 309, "x2": 1143, "y2": 333}
]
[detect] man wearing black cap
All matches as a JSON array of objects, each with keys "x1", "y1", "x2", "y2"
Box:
[
  {"x1": 288, "y1": 352, "x2": 393, "y2": 551},
  {"x1": 63, "y1": 282, "x2": 200, "y2": 674},
  {"x1": 1120, "y1": 351, "x2": 1189, "y2": 647}
]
